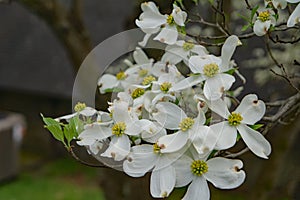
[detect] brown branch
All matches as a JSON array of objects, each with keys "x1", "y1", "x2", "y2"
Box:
[{"x1": 68, "y1": 146, "x2": 107, "y2": 168}]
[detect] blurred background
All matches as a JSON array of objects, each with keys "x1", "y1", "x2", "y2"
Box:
[{"x1": 0, "y1": 0, "x2": 299, "y2": 200}]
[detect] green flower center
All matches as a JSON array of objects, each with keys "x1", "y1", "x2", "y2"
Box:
[
  {"x1": 112, "y1": 122, "x2": 126, "y2": 136},
  {"x1": 131, "y1": 88, "x2": 145, "y2": 99},
  {"x1": 179, "y1": 117, "x2": 194, "y2": 132},
  {"x1": 116, "y1": 71, "x2": 127, "y2": 80},
  {"x1": 167, "y1": 15, "x2": 175, "y2": 25},
  {"x1": 228, "y1": 112, "x2": 243, "y2": 126},
  {"x1": 160, "y1": 82, "x2": 172, "y2": 93},
  {"x1": 258, "y1": 11, "x2": 270, "y2": 22},
  {"x1": 183, "y1": 42, "x2": 195, "y2": 51},
  {"x1": 74, "y1": 102, "x2": 86, "y2": 112},
  {"x1": 203, "y1": 63, "x2": 219, "y2": 77},
  {"x1": 142, "y1": 75, "x2": 156, "y2": 85},
  {"x1": 191, "y1": 160, "x2": 208, "y2": 176},
  {"x1": 138, "y1": 69, "x2": 148, "y2": 77}
]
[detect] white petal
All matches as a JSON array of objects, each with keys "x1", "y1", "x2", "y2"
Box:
[
  {"x1": 191, "y1": 45, "x2": 208, "y2": 56},
  {"x1": 221, "y1": 35, "x2": 241, "y2": 70},
  {"x1": 158, "y1": 131, "x2": 188, "y2": 153},
  {"x1": 150, "y1": 165, "x2": 176, "y2": 198},
  {"x1": 154, "y1": 25, "x2": 178, "y2": 45},
  {"x1": 101, "y1": 135, "x2": 130, "y2": 161},
  {"x1": 138, "y1": 33, "x2": 152, "y2": 47},
  {"x1": 172, "y1": 4, "x2": 187, "y2": 26},
  {"x1": 126, "y1": 119, "x2": 152, "y2": 136},
  {"x1": 77, "y1": 125, "x2": 112, "y2": 146},
  {"x1": 173, "y1": 155, "x2": 194, "y2": 187},
  {"x1": 170, "y1": 75, "x2": 204, "y2": 92},
  {"x1": 207, "y1": 98, "x2": 230, "y2": 119},
  {"x1": 153, "y1": 102, "x2": 187, "y2": 130},
  {"x1": 123, "y1": 144, "x2": 157, "y2": 177},
  {"x1": 287, "y1": 3, "x2": 300, "y2": 27},
  {"x1": 253, "y1": 20, "x2": 271, "y2": 36},
  {"x1": 210, "y1": 122, "x2": 237, "y2": 150},
  {"x1": 235, "y1": 94, "x2": 266, "y2": 125},
  {"x1": 182, "y1": 177, "x2": 210, "y2": 200},
  {"x1": 189, "y1": 55, "x2": 220, "y2": 74},
  {"x1": 203, "y1": 73, "x2": 235, "y2": 101},
  {"x1": 237, "y1": 124, "x2": 271, "y2": 159},
  {"x1": 285, "y1": 0, "x2": 300, "y2": 3},
  {"x1": 161, "y1": 50, "x2": 185, "y2": 65},
  {"x1": 136, "y1": 2, "x2": 166, "y2": 29},
  {"x1": 133, "y1": 47, "x2": 151, "y2": 64},
  {"x1": 205, "y1": 157, "x2": 246, "y2": 189},
  {"x1": 192, "y1": 126, "x2": 218, "y2": 155},
  {"x1": 97, "y1": 74, "x2": 118, "y2": 94}
]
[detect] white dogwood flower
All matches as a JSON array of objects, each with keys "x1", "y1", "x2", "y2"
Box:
[
  {"x1": 209, "y1": 94, "x2": 272, "y2": 159},
  {"x1": 152, "y1": 102, "x2": 218, "y2": 155},
  {"x1": 136, "y1": 2, "x2": 187, "y2": 45},
  {"x1": 171, "y1": 35, "x2": 241, "y2": 99},
  {"x1": 174, "y1": 154, "x2": 245, "y2": 200},
  {"x1": 253, "y1": 10, "x2": 275, "y2": 36}
]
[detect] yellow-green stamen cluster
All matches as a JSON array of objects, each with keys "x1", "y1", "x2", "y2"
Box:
[
  {"x1": 258, "y1": 11, "x2": 270, "y2": 22},
  {"x1": 112, "y1": 122, "x2": 126, "y2": 137},
  {"x1": 228, "y1": 112, "x2": 243, "y2": 126},
  {"x1": 179, "y1": 117, "x2": 194, "y2": 132},
  {"x1": 160, "y1": 82, "x2": 172, "y2": 93},
  {"x1": 191, "y1": 160, "x2": 208, "y2": 176},
  {"x1": 183, "y1": 42, "x2": 195, "y2": 51},
  {"x1": 131, "y1": 88, "x2": 145, "y2": 99},
  {"x1": 142, "y1": 75, "x2": 156, "y2": 85},
  {"x1": 167, "y1": 15, "x2": 175, "y2": 25},
  {"x1": 116, "y1": 71, "x2": 127, "y2": 80},
  {"x1": 74, "y1": 102, "x2": 86, "y2": 112},
  {"x1": 138, "y1": 69, "x2": 148, "y2": 77},
  {"x1": 203, "y1": 63, "x2": 219, "y2": 77},
  {"x1": 153, "y1": 143, "x2": 161, "y2": 154}
]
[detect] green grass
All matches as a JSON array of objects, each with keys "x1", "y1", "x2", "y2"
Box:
[{"x1": 0, "y1": 158, "x2": 105, "y2": 200}]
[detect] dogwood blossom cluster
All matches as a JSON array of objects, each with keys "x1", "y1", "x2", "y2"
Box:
[
  {"x1": 253, "y1": 0, "x2": 300, "y2": 36},
  {"x1": 43, "y1": 2, "x2": 274, "y2": 200}
]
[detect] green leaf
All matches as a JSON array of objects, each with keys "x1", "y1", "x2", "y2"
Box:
[
  {"x1": 251, "y1": 5, "x2": 259, "y2": 21},
  {"x1": 41, "y1": 114, "x2": 65, "y2": 145},
  {"x1": 249, "y1": 124, "x2": 264, "y2": 130},
  {"x1": 63, "y1": 117, "x2": 78, "y2": 146},
  {"x1": 103, "y1": 87, "x2": 123, "y2": 93},
  {"x1": 225, "y1": 68, "x2": 236, "y2": 75},
  {"x1": 176, "y1": 25, "x2": 186, "y2": 35},
  {"x1": 237, "y1": 13, "x2": 251, "y2": 23},
  {"x1": 241, "y1": 24, "x2": 251, "y2": 31}
]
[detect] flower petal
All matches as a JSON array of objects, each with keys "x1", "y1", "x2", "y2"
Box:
[
  {"x1": 205, "y1": 157, "x2": 246, "y2": 189},
  {"x1": 158, "y1": 131, "x2": 189, "y2": 153},
  {"x1": 253, "y1": 20, "x2": 271, "y2": 36},
  {"x1": 172, "y1": 4, "x2": 187, "y2": 26},
  {"x1": 221, "y1": 35, "x2": 241, "y2": 70},
  {"x1": 237, "y1": 124, "x2": 271, "y2": 159},
  {"x1": 154, "y1": 25, "x2": 178, "y2": 45},
  {"x1": 77, "y1": 125, "x2": 112, "y2": 146},
  {"x1": 170, "y1": 75, "x2": 204, "y2": 92},
  {"x1": 150, "y1": 165, "x2": 176, "y2": 198},
  {"x1": 235, "y1": 94, "x2": 266, "y2": 125},
  {"x1": 203, "y1": 73, "x2": 235, "y2": 101},
  {"x1": 192, "y1": 126, "x2": 219, "y2": 155},
  {"x1": 123, "y1": 144, "x2": 157, "y2": 177},
  {"x1": 287, "y1": 3, "x2": 300, "y2": 27},
  {"x1": 210, "y1": 121, "x2": 237, "y2": 150},
  {"x1": 101, "y1": 135, "x2": 130, "y2": 161},
  {"x1": 182, "y1": 177, "x2": 210, "y2": 200},
  {"x1": 97, "y1": 74, "x2": 118, "y2": 94},
  {"x1": 173, "y1": 155, "x2": 194, "y2": 187},
  {"x1": 153, "y1": 102, "x2": 187, "y2": 130},
  {"x1": 207, "y1": 98, "x2": 230, "y2": 119}
]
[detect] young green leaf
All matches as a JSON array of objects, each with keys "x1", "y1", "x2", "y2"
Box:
[{"x1": 41, "y1": 115, "x2": 65, "y2": 145}]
